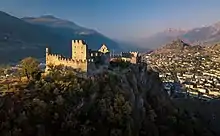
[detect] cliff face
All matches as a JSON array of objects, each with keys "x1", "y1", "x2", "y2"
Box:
[{"x1": 0, "y1": 63, "x2": 215, "y2": 136}]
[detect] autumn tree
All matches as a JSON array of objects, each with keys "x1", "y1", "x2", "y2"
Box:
[{"x1": 20, "y1": 57, "x2": 40, "y2": 80}]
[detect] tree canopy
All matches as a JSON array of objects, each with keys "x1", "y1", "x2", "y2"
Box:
[
  {"x1": 19, "y1": 57, "x2": 40, "y2": 80},
  {"x1": 0, "y1": 63, "x2": 215, "y2": 136}
]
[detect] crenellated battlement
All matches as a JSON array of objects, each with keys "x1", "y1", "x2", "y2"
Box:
[
  {"x1": 46, "y1": 51, "x2": 88, "y2": 72},
  {"x1": 130, "y1": 51, "x2": 138, "y2": 57},
  {"x1": 47, "y1": 53, "x2": 87, "y2": 63},
  {"x1": 72, "y1": 40, "x2": 86, "y2": 45},
  {"x1": 45, "y1": 39, "x2": 111, "y2": 73}
]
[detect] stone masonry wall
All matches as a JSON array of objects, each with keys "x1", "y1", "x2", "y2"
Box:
[{"x1": 46, "y1": 53, "x2": 88, "y2": 72}]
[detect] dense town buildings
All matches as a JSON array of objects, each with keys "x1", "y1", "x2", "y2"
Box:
[{"x1": 143, "y1": 41, "x2": 220, "y2": 100}]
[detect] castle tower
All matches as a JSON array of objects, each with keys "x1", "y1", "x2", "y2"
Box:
[{"x1": 72, "y1": 40, "x2": 88, "y2": 60}]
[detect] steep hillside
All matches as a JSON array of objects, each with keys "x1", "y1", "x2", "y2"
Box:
[
  {"x1": 0, "y1": 11, "x2": 68, "y2": 63},
  {"x1": 151, "y1": 39, "x2": 203, "y2": 55},
  {"x1": 0, "y1": 63, "x2": 215, "y2": 136},
  {"x1": 0, "y1": 11, "x2": 120, "y2": 64},
  {"x1": 22, "y1": 15, "x2": 95, "y2": 34}
]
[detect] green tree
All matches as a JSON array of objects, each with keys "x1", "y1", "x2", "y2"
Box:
[
  {"x1": 0, "y1": 63, "x2": 215, "y2": 136},
  {"x1": 20, "y1": 57, "x2": 40, "y2": 80}
]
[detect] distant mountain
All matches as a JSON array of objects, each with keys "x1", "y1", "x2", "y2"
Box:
[
  {"x1": 141, "y1": 23, "x2": 220, "y2": 49},
  {"x1": 139, "y1": 28, "x2": 188, "y2": 49},
  {"x1": 182, "y1": 23, "x2": 220, "y2": 44},
  {"x1": 0, "y1": 11, "x2": 68, "y2": 64},
  {"x1": 21, "y1": 15, "x2": 119, "y2": 50},
  {"x1": 163, "y1": 28, "x2": 188, "y2": 37},
  {"x1": 0, "y1": 11, "x2": 120, "y2": 64},
  {"x1": 22, "y1": 15, "x2": 96, "y2": 35}
]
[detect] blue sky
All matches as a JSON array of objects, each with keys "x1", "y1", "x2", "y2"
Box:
[{"x1": 1, "y1": 0, "x2": 220, "y2": 40}]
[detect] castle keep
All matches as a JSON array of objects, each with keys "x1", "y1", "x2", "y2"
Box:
[{"x1": 46, "y1": 40, "x2": 110, "y2": 72}]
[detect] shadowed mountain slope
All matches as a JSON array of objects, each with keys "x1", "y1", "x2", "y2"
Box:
[
  {"x1": 0, "y1": 11, "x2": 120, "y2": 64},
  {"x1": 21, "y1": 15, "x2": 120, "y2": 50}
]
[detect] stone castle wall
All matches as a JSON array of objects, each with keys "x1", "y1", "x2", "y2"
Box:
[
  {"x1": 45, "y1": 40, "x2": 111, "y2": 73},
  {"x1": 120, "y1": 51, "x2": 139, "y2": 64},
  {"x1": 46, "y1": 52, "x2": 88, "y2": 72}
]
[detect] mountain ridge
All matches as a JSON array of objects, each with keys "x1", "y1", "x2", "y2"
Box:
[
  {"x1": 21, "y1": 15, "x2": 120, "y2": 50},
  {"x1": 0, "y1": 11, "x2": 120, "y2": 64},
  {"x1": 141, "y1": 21, "x2": 220, "y2": 49},
  {"x1": 21, "y1": 15, "x2": 94, "y2": 33}
]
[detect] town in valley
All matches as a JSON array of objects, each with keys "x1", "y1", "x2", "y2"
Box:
[{"x1": 1, "y1": 1, "x2": 220, "y2": 136}]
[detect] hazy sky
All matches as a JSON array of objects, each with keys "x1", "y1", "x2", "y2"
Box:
[{"x1": 1, "y1": 0, "x2": 220, "y2": 40}]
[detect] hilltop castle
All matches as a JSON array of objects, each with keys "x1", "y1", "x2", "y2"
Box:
[{"x1": 46, "y1": 40, "x2": 110, "y2": 72}]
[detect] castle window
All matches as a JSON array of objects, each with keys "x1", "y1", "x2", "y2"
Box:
[
  {"x1": 96, "y1": 53, "x2": 98, "y2": 56},
  {"x1": 91, "y1": 53, "x2": 93, "y2": 56}
]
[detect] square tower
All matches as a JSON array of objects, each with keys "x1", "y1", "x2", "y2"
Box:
[{"x1": 72, "y1": 40, "x2": 88, "y2": 60}]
